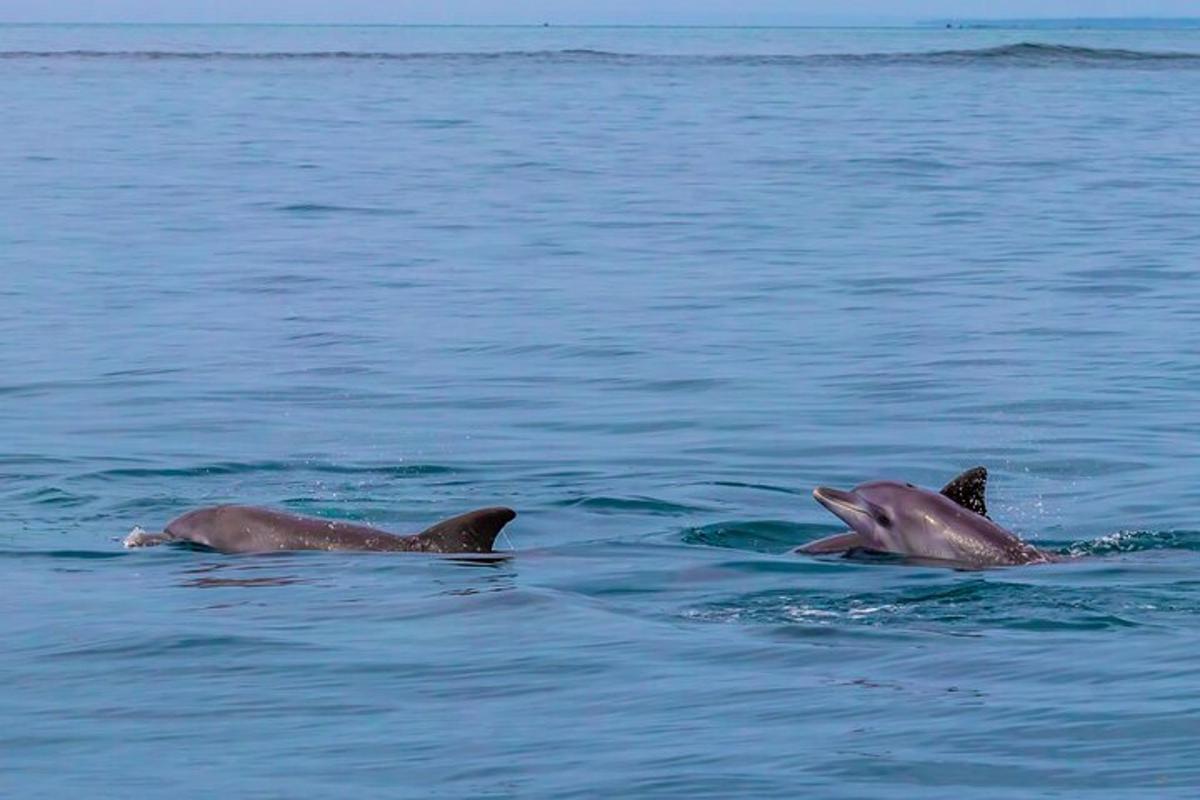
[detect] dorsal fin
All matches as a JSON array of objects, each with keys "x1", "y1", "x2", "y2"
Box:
[
  {"x1": 411, "y1": 507, "x2": 516, "y2": 553},
  {"x1": 940, "y1": 467, "x2": 988, "y2": 518}
]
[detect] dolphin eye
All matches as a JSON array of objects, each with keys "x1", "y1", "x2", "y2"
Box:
[{"x1": 875, "y1": 513, "x2": 892, "y2": 528}]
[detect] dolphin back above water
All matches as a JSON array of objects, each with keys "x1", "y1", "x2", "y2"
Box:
[
  {"x1": 806, "y1": 468, "x2": 1052, "y2": 568},
  {"x1": 123, "y1": 505, "x2": 516, "y2": 554}
]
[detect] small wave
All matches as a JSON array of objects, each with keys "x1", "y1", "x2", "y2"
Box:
[
  {"x1": 0, "y1": 548, "x2": 127, "y2": 560},
  {"x1": 79, "y1": 460, "x2": 460, "y2": 483},
  {"x1": 707, "y1": 480, "x2": 804, "y2": 496},
  {"x1": 1062, "y1": 529, "x2": 1200, "y2": 557},
  {"x1": 683, "y1": 520, "x2": 827, "y2": 554},
  {"x1": 710, "y1": 42, "x2": 1200, "y2": 67},
  {"x1": 182, "y1": 575, "x2": 309, "y2": 588},
  {"x1": 917, "y1": 41, "x2": 1200, "y2": 63},
  {"x1": 275, "y1": 203, "x2": 417, "y2": 216},
  {"x1": 52, "y1": 633, "x2": 323, "y2": 659},
  {"x1": 0, "y1": 48, "x2": 631, "y2": 62},
  {"x1": 2, "y1": 43, "x2": 1197, "y2": 67},
  {"x1": 10, "y1": 486, "x2": 96, "y2": 507},
  {"x1": 682, "y1": 578, "x2": 1156, "y2": 632},
  {"x1": 557, "y1": 48, "x2": 624, "y2": 57},
  {"x1": 553, "y1": 495, "x2": 708, "y2": 514}
]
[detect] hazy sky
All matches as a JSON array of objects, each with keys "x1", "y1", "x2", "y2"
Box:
[{"x1": 2, "y1": 1, "x2": 1197, "y2": 25}]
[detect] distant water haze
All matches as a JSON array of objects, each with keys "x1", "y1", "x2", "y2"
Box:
[{"x1": 3, "y1": 1, "x2": 1200, "y2": 24}]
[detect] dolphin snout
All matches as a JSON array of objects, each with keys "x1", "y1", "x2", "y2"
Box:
[
  {"x1": 813, "y1": 486, "x2": 857, "y2": 510},
  {"x1": 813, "y1": 487, "x2": 871, "y2": 527}
]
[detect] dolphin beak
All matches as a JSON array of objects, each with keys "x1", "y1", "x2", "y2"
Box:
[{"x1": 812, "y1": 487, "x2": 870, "y2": 525}]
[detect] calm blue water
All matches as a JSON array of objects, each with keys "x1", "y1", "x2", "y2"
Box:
[{"x1": 3, "y1": 23, "x2": 1200, "y2": 798}]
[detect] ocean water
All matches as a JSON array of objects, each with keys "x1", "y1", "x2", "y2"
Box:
[{"x1": 3, "y1": 23, "x2": 1200, "y2": 798}]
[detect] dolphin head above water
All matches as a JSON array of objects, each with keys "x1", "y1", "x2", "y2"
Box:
[{"x1": 812, "y1": 478, "x2": 1048, "y2": 568}]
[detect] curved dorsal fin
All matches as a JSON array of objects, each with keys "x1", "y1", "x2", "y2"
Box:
[
  {"x1": 412, "y1": 507, "x2": 516, "y2": 553},
  {"x1": 940, "y1": 467, "x2": 988, "y2": 518}
]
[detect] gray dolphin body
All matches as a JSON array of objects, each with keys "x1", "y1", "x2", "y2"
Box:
[
  {"x1": 123, "y1": 505, "x2": 516, "y2": 554},
  {"x1": 797, "y1": 467, "x2": 990, "y2": 556},
  {"x1": 805, "y1": 468, "x2": 1052, "y2": 568}
]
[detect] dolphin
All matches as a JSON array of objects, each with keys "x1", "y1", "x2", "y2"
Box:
[
  {"x1": 123, "y1": 505, "x2": 516, "y2": 555},
  {"x1": 796, "y1": 466, "x2": 990, "y2": 555},
  {"x1": 808, "y1": 471, "x2": 1052, "y2": 569}
]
